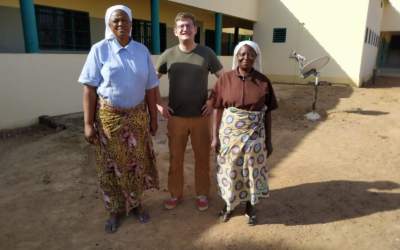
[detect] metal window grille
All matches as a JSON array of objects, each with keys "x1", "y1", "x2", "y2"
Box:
[
  {"x1": 35, "y1": 5, "x2": 91, "y2": 51},
  {"x1": 273, "y1": 28, "x2": 286, "y2": 43},
  {"x1": 132, "y1": 19, "x2": 166, "y2": 53}
]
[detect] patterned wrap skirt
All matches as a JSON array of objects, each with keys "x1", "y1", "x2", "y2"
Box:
[
  {"x1": 216, "y1": 106, "x2": 270, "y2": 212},
  {"x1": 94, "y1": 98, "x2": 159, "y2": 215}
]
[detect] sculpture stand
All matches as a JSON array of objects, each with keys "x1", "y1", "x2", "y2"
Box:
[{"x1": 304, "y1": 73, "x2": 321, "y2": 121}]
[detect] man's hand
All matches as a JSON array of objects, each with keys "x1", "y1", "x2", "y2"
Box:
[
  {"x1": 266, "y1": 140, "x2": 273, "y2": 158},
  {"x1": 84, "y1": 123, "x2": 97, "y2": 144},
  {"x1": 157, "y1": 103, "x2": 173, "y2": 119},
  {"x1": 201, "y1": 101, "x2": 213, "y2": 116}
]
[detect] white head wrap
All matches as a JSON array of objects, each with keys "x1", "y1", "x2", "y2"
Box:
[
  {"x1": 232, "y1": 40, "x2": 262, "y2": 72},
  {"x1": 104, "y1": 5, "x2": 132, "y2": 40}
]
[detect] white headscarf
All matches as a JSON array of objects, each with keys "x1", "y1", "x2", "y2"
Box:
[
  {"x1": 232, "y1": 40, "x2": 262, "y2": 73},
  {"x1": 104, "y1": 5, "x2": 132, "y2": 40}
]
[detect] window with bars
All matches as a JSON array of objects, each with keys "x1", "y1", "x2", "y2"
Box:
[
  {"x1": 205, "y1": 29, "x2": 215, "y2": 51},
  {"x1": 35, "y1": 5, "x2": 91, "y2": 51},
  {"x1": 205, "y1": 29, "x2": 253, "y2": 55},
  {"x1": 273, "y1": 28, "x2": 286, "y2": 43},
  {"x1": 131, "y1": 19, "x2": 166, "y2": 53}
]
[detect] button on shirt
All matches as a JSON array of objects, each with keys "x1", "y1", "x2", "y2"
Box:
[{"x1": 78, "y1": 38, "x2": 159, "y2": 108}]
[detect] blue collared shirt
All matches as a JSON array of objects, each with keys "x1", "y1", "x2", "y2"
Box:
[{"x1": 78, "y1": 38, "x2": 159, "y2": 108}]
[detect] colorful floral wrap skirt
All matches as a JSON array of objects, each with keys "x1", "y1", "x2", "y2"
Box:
[
  {"x1": 94, "y1": 99, "x2": 159, "y2": 214},
  {"x1": 217, "y1": 106, "x2": 270, "y2": 211}
]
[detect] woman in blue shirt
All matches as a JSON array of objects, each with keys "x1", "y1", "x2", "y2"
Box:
[{"x1": 78, "y1": 5, "x2": 159, "y2": 233}]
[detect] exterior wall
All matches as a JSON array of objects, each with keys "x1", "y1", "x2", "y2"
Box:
[
  {"x1": 0, "y1": 0, "x2": 150, "y2": 19},
  {"x1": 90, "y1": 17, "x2": 105, "y2": 46},
  {"x1": 0, "y1": 0, "x2": 216, "y2": 52},
  {"x1": 33, "y1": 0, "x2": 217, "y2": 28},
  {"x1": 381, "y1": 0, "x2": 400, "y2": 31},
  {"x1": 0, "y1": 54, "x2": 232, "y2": 130},
  {"x1": 0, "y1": 54, "x2": 84, "y2": 129},
  {"x1": 0, "y1": 5, "x2": 25, "y2": 53},
  {"x1": 34, "y1": 0, "x2": 150, "y2": 19},
  {"x1": 168, "y1": 0, "x2": 259, "y2": 21},
  {"x1": 360, "y1": 0, "x2": 384, "y2": 83},
  {"x1": 160, "y1": 0, "x2": 215, "y2": 29},
  {"x1": 254, "y1": 0, "x2": 370, "y2": 86},
  {"x1": 0, "y1": 0, "x2": 19, "y2": 7},
  {"x1": 160, "y1": 0, "x2": 216, "y2": 49}
]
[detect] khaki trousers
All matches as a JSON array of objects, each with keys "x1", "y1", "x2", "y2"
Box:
[{"x1": 167, "y1": 116, "x2": 211, "y2": 198}]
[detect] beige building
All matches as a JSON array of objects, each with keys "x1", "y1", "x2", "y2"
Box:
[{"x1": 0, "y1": 0, "x2": 399, "y2": 129}]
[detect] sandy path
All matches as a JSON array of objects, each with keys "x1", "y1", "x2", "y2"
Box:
[{"x1": 1, "y1": 80, "x2": 399, "y2": 250}]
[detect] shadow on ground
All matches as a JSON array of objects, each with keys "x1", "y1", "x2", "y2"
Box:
[
  {"x1": 364, "y1": 76, "x2": 400, "y2": 89},
  {"x1": 3, "y1": 82, "x2": 400, "y2": 250},
  {"x1": 268, "y1": 83, "x2": 353, "y2": 169},
  {"x1": 256, "y1": 180, "x2": 400, "y2": 225}
]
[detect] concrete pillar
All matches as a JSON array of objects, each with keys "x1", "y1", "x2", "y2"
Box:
[
  {"x1": 151, "y1": 0, "x2": 160, "y2": 54},
  {"x1": 20, "y1": 0, "x2": 39, "y2": 53},
  {"x1": 214, "y1": 13, "x2": 222, "y2": 55}
]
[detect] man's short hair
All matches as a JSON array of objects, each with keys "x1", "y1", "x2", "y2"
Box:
[{"x1": 174, "y1": 12, "x2": 196, "y2": 26}]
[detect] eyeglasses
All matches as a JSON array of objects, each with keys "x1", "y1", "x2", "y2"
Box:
[{"x1": 176, "y1": 24, "x2": 194, "y2": 30}]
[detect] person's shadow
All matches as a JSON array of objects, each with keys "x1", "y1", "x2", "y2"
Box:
[{"x1": 255, "y1": 180, "x2": 400, "y2": 225}]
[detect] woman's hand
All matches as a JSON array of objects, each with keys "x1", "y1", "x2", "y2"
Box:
[
  {"x1": 201, "y1": 102, "x2": 213, "y2": 116},
  {"x1": 211, "y1": 136, "x2": 220, "y2": 153},
  {"x1": 84, "y1": 123, "x2": 97, "y2": 144},
  {"x1": 266, "y1": 140, "x2": 273, "y2": 158},
  {"x1": 149, "y1": 118, "x2": 158, "y2": 136},
  {"x1": 156, "y1": 103, "x2": 173, "y2": 119},
  {"x1": 83, "y1": 85, "x2": 97, "y2": 144}
]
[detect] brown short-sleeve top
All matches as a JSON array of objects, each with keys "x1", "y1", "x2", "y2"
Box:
[{"x1": 210, "y1": 68, "x2": 278, "y2": 112}]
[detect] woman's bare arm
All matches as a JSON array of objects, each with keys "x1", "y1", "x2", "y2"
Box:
[{"x1": 83, "y1": 85, "x2": 97, "y2": 144}]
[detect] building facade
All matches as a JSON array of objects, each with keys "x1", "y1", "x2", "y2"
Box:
[{"x1": 0, "y1": 0, "x2": 399, "y2": 129}]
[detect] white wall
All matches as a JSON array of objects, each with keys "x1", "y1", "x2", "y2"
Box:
[
  {"x1": 168, "y1": 0, "x2": 259, "y2": 21},
  {"x1": 0, "y1": 54, "x2": 232, "y2": 130},
  {"x1": 381, "y1": 0, "x2": 400, "y2": 31},
  {"x1": 254, "y1": 0, "x2": 370, "y2": 86},
  {"x1": 0, "y1": 6, "x2": 25, "y2": 53},
  {"x1": 360, "y1": 0, "x2": 384, "y2": 83}
]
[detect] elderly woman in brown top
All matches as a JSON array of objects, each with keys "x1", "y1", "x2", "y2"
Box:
[{"x1": 210, "y1": 41, "x2": 278, "y2": 226}]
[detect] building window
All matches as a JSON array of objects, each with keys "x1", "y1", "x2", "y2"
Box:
[
  {"x1": 205, "y1": 29, "x2": 253, "y2": 55},
  {"x1": 376, "y1": 34, "x2": 380, "y2": 47},
  {"x1": 372, "y1": 31, "x2": 375, "y2": 45},
  {"x1": 222, "y1": 33, "x2": 252, "y2": 55},
  {"x1": 372, "y1": 31, "x2": 376, "y2": 46},
  {"x1": 372, "y1": 32, "x2": 376, "y2": 47},
  {"x1": 273, "y1": 28, "x2": 286, "y2": 43},
  {"x1": 368, "y1": 29, "x2": 371, "y2": 45},
  {"x1": 205, "y1": 29, "x2": 215, "y2": 51},
  {"x1": 35, "y1": 5, "x2": 91, "y2": 51},
  {"x1": 131, "y1": 19, "x2": 166, "y2": 53},
  {"x1": 195, "y1": 27, "x2": 200, "y2": 43}
]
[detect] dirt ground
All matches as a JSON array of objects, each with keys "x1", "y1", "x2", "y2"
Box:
[{"x1": 1, "y1": 78, "x2": 400, "y2": 250}]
